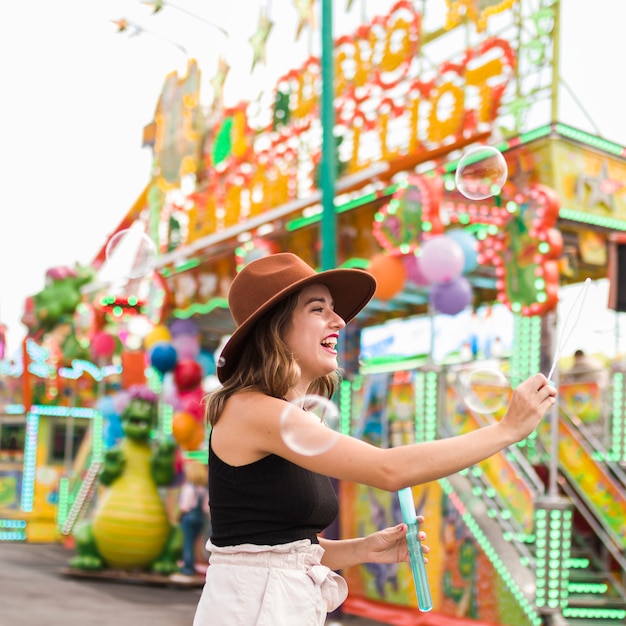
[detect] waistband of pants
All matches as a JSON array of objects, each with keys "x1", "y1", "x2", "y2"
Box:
[{"x1": 205, "y1": 538, "x2": 348, "y2": 611}]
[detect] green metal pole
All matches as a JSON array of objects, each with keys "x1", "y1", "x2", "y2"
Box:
[{"x1": 320, "y1": 0, "x2": 337, "y2": 271}]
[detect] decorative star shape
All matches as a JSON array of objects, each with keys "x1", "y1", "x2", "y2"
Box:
[
  {"x1": 294, "y1": 0, "x2": 315, "y2": 40},
  {"x1": 142, "y1": 0, "x2": 164, "y2": 13},
  {"x1": 111, "y1": 18, "x2": 142, "y2": 37},
  {"x1": 210, "y1": 56, "x2": 230, "y2": 108},
  {"x1": 577, "y1": 160, "x2": 621, "y2": 212},
  {"x1": 249, "y1": 8, "x2": 274, "y2": 71}
]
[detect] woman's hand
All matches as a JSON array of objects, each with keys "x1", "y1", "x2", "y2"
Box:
[
  {"x1": 500, "y1": 373, "x2": 557, "y2": 443},
  {"x1": 363, "y1": 517, "x2": 429, "y2": 565}
]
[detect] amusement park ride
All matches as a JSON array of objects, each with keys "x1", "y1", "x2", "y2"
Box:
[{"x1": 2, "y1": 1, "x2": 626, "y2": 625}]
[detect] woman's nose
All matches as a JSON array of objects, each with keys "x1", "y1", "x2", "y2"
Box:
[{"x1": 331, "y1": 312, "x2": 346, "y2": 329}]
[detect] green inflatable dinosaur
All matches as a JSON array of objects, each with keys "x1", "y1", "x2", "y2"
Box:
[{"x1": 71, "y1": 386, "x2": 182, "y2": 573}]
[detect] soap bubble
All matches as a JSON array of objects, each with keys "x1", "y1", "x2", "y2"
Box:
[
  {"x1": 460, "y1": 367, "x2": 510, "y2": 414},
  {"x1": 455, "y1": 146, "x2": 508, "y2": 200},
  {"x1": 105, "y1": 227, "x2": 157, "y2": 279},
  {"x1": 280, "y1": 394, "x2": 341, "y2": 456}
]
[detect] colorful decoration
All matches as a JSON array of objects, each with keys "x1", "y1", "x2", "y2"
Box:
[
  {"x1": 445, "y1": 229, "x2": 479, "y2": 274},
  {"x1": 23, "y1": 265, "x2": 94, "y2": 337},
  {"x1": 249, "y1": 7, "x2": 274, "y2": 71},
  {"x1": 417, "y1": 236, "x2": 465, "y2": 284},
  {"x1": 153, "y1": 60, "x2": 201, "y2": 188},
  {"x1": 293, "y1": 0, "x2": 315, "y2": 40},
  {"x1": 373, "y1": 176, "x2": 442, "y2": 255},
  {"x1": 367, "y1": 254, "x2": 407, "y2": 301},
  {"x1": 172, "y1": 411, "x2": 205, "y2": 450},
  {"x1": 173, "y1": 359, "x2": 204, "y2": 393},
  {"x1": 209, "y1": 55, "x2": 230, "y2": 110},
  {"x1": 444, "y1": 0, "x2": 517, "y2": 33},
  {"x1": 70, "y1": 386, "x2": 182, "y2": 572},
  {"x1": 149, "y1": 342, "x2": 178, "y2": 375},
  {"x1": 430, "y1": 276, "x2": 473, "y2": 316},
  {"x1": 372, "y1": 170, "x2": 561, "y2": 315},
  {"x1": 144, "y1": 324, "x2": 171, "y2": 350},
  {"x1": 90, "y1": 331, "x2": 118, "y2": 361},
  {"x1": 176, "y1": 3, "x2": 516, "y2": 249}
]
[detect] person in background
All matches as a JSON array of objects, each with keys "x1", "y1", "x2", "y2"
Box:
[
  {"x1": 175, "y1": 460, "x2": 210, "y2": 578},
  {"x1": 562, "y1": 349, "x2": 609, "y2": 389},
  {"x1": 193, "y1": 253, "x2": 556, "y2": 626}
]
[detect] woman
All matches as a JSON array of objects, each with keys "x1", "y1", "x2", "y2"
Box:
[{"x1": 193, "y1": 253, "x2": 556, "y2": 625}]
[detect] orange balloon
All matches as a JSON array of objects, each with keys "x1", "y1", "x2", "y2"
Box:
[
  {"x1": 181, "y1": 422, "x2": 205, "y2": 451},
  {"x1": 367, "y1": 254, "x2": 406, "y2": 300},
  {"x1": 172, "y1": 411, "x2": 198, "y2": 446}
]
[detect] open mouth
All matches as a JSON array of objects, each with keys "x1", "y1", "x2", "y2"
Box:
[{"x1": 321, "y1": 335, "x2": 338, "y2": 352}]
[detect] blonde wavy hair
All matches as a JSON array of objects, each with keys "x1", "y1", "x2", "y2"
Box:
[{"x1": 205, "y1": 291, "x2": 340, "y2": 426}]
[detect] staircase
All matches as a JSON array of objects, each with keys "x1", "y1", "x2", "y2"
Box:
[{"x1": 60, "y1": 460, "x2": 102, "y2": 535}]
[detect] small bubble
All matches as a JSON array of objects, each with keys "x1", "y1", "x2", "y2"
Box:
[
  {"x1": 280, "y1": 394, "x2": 340, "y2": 456},
  {"x1": 455, "y1": 146, "x2": 508, "y2": 200},
  {"x1": 105, "y1": 228, "x2": 157, "y2": 279},
  {"x1": 460, "y1": 367, "x2": 510, "y2": 414},
  {"x1": 216, "y1": 356, "x2": 226, "y2": 368}
]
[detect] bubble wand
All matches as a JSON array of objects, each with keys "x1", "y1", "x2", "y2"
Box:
[
  {"x1": 546, "y1": 277, "x2": 592, "y2": 382},
  {"x1": 398, "y1": 487, "x2": 432, "y2": 612}
]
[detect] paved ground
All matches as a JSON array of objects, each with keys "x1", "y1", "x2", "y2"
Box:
[{"x1": 0, "y1": 542, "x2": 388, "y2": 626}]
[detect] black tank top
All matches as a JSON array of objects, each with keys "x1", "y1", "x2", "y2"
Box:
[{"x1": 209, "y1": 437, "x2": 339, "y2": 547}]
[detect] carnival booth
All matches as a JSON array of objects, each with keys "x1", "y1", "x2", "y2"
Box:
[{"x1": 9, "y1": 0, "x2": 626, "y2": 623}]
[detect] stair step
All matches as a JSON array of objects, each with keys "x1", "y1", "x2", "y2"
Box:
[{"x1": 563, "y1": 605, "x2": 626, "y2": 621}]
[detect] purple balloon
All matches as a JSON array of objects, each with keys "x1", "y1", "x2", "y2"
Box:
[
  {"x1": 169, "y1": 318, "x2": 198, "y2": 338},
  {"x1": 418, "y1": 236, "x2": 465, "y2": 284},
  {"x1": 402, "y1": 253, "x2": 431, "y2": 287},
  {"x1": 430, "y1": 276, "x2": 473, "y2": 315}
]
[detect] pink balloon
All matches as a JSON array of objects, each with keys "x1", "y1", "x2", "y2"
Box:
[
  {"x1": 418, "y1": 236, "x2": 465, "y2": 284},
  {"x1": 402, "y1": 253, "x2": 431, "y2": 287},
  {"x1": 91, "y1": 331, "x2": 117, "y2": 359},
  {"x1": 172, "y1": 333, "x2": 200, "y2": 360}
]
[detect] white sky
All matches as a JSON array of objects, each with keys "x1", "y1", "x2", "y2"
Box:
[{"x1": 1, "y1": 0, "x2": 625, "y2": 357}]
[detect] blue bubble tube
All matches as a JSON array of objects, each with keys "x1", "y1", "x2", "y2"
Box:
[{"x1": 398, "y1": 487, "x2": 433, "y2": 612}]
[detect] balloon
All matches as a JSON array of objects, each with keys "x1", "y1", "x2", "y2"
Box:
[
  {"x1": 144, "y1": 324, "x2": 171, "y2": 350},
  {"x1": 180, "y1": 388, "x2": 205, "y2": 422},
  {"x1": 197, "y1": 350, "x2": 216, "y2": 376},
  {"x1": 149, "y1": 342, "x2": 178, "y2": 375},
  {"x1": 91, "y1": 331, "x2": 117, "y2": 360},
  {"x1": 183, "y1": 423, "x2": 205, "y2": 450},
  {"x1": 402, "y1": 253, "x2": 431, "y2": 287},
  {"x1": 174, "y1": 359, "x2": 204, "y2": 392},
  {"x1": 367, "y1": 254, "x2": 406, "y2": 300},
  {"x1": 172, "y1": 411, "x2": 205, "y2": 450},
  {"x1": 172, "y1": 411, "x2": 198, "y2": 443},
  {"x1": 169, "y1": 318, "x2": 198, "y2": 338},
  {"x1": 430, "y1": 276, "x2": 473, "y2": 315},
  {"x1": 445, "y1": 229, "x2": 478, "y2": 274},
  {"x1": 172, "y1": 333, "x2": 200, "y2": 360},
  {"x1": 418, "y1": 236, "x2": 465, "y2": 284}
]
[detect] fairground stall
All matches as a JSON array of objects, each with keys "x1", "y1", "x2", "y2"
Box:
[{"x1": 8, "y1": 1, "x2": 626, "y2": 624}]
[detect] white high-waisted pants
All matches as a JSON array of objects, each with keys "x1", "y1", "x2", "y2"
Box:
[{"x1": 193, "y1": 539, "x2": 348, "y2": 626}]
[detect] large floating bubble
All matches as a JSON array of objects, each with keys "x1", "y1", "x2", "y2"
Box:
[
  {"x1": 455, "y1": 146, "x2": 508, "y2": 201},
  {"x1": 280, "y1": 394, "x2": 340, "y2": 456}
]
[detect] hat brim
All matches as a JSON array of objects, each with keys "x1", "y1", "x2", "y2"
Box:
[{"x1": 216, "y1": 268, "x2": 376, "y2": 383}]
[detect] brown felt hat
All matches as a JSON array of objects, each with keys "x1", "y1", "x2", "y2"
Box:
[{"x1": 217, "y1": 253, "x2": 376, "y2": 383}]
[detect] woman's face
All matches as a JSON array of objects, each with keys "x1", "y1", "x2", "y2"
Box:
[{"x1": 284, "y1": 284, "x2": 346, "y2": 385}]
